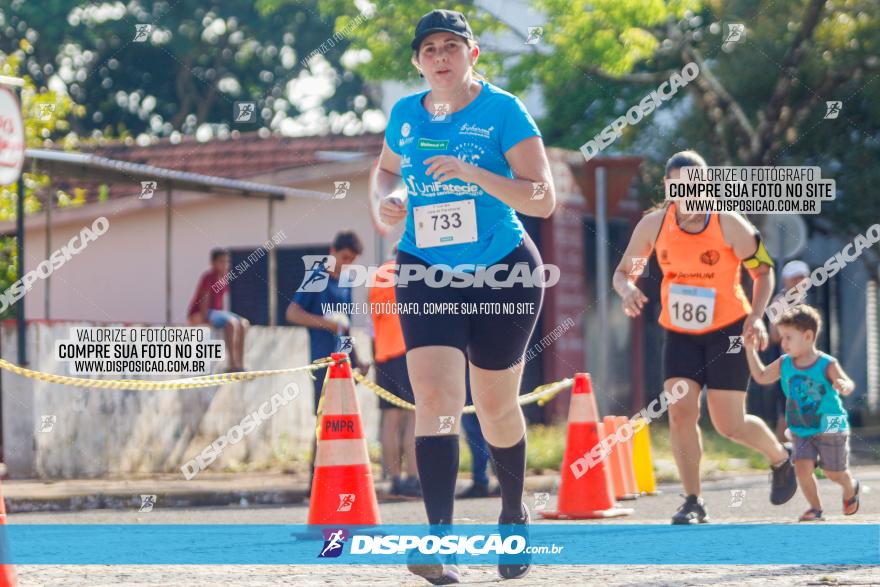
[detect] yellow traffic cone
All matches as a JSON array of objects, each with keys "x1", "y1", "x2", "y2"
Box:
[{"x1": 632, "y1": 418, "x2": 659, "y2": 495}]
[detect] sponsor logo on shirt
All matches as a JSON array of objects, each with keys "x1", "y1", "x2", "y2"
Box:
[
  {"x1": 398, "y1": 122, "x2": 414, "y2": 148},
  {"x1": 453, "y1": 142, "x2": 486, "y2": 165},
  {"x1": 700, "y1": 250, "x2": 720, "y2": 265},
  {"x1": 417, "y1": 138, "x2": 449, "y2": 150},
  {"x1": 400, "y1": 154, "x2": 412, "y2": 168},
  {"x1": 405, "y1": 175, "x2": 484, "y2": 197},
  {"x1": 459, "y1": 123, "x2": 494, "y2": 139},
  {"x1": 667, "y1": 271, "x2": 715, "y2": 280}
]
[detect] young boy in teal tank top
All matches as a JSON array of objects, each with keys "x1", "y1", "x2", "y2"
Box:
[{"x1": 744, "y1": 305, "x2": 860, "y2": 521}]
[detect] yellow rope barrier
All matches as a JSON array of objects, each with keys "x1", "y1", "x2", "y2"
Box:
[
  {"x1": 351, "y1": 370, "x2": 572, "y2": 413},
  {"x1": 0, "y1": 352, "x2": 570, "y2": 410},
  {"x1": 0, "y1": 357, "x2": 335, "y2": 390}
]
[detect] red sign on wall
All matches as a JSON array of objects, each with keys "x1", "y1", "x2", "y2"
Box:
[{"x1": 0, "y1": 86, "x2": 25, "y2": 185}]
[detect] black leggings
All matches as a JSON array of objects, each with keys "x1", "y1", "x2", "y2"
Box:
[{"x1": 395, "y1": 234, "x2": 544, "y2": 370}]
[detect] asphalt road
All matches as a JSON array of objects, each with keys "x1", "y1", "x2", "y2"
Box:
[{"x1": 10, "y1": 467, "x2": 880, "y2": 586}]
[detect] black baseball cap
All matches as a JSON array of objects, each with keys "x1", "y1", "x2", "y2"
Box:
[{"x1": 411, "y1": 9, "x2": 473, "y2": 51}]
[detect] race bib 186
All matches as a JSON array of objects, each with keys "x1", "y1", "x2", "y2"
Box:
[
  {"x1": 414, "y1": 200, "x2": 477, "y2": 248},
  {"x1": 668, "y1": 283, "x2": 716, "y2": 330}
]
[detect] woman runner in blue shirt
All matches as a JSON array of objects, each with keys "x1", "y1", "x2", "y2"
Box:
[{"x1": 371, "y1": 9, "x2": 555, "y2": 584}]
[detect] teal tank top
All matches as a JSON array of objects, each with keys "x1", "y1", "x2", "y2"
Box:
[{"x1": 780, "y1": 352, "x2": 848, "y2": 437}]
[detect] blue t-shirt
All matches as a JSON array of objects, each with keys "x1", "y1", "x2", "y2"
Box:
[
  {"x1": 780, "y1": 352, "x2": 849, "y2": 437},
  {"x1": 385, "y1": 79, "x2": 542, "y2": 266},
  {"x1": 292, "y1": 276, "x2": 352, "y2": 362}
]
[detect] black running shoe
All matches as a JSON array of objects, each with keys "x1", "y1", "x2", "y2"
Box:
[
  {"x1": 671, "y1": 494, "x2": 709, "y2": 525},
  {"x1": 498, "y1": 503, "x2": 531, "y2": 580},
  {"x1": 770, "y1": 444, "x2": 797, "y2": 505}
]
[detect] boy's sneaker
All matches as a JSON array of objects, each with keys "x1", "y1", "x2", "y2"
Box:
[
  {"x1": 407, "y1": 549, "x2": 460, "y2": 585},
  {"x1": 498, "y1": 503, "x2": 531, "y2": 580},
  {"x1": 770, "y1": 444, "x2": 797, "y2": 505},
  {"x1": 389, "y1": 476, "x2": 404, "y2": 496},
  {"x1": 671, "y1": 494, "x2": 709, "y2": 525}
]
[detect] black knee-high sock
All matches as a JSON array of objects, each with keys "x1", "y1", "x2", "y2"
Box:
[
  {"x1": 415, "y1": 435, "x2": 460, "y2": 526},
  {"x1": 488, "y1": 435, "x2": 527, "y2": 519}
]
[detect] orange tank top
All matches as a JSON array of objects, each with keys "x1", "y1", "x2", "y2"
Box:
[{"x1": 655, "y1": 204, "x2": 751, "y2": 334}]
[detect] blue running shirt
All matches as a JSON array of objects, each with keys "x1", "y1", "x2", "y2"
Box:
[{"x1": 384, "y1": 79, "x2": 542, "y2": 267}]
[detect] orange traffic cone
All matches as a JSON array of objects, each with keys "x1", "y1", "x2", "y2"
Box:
[
  {"x1": 0, "y1": 479, "x2": 17, "y2": 587},
  {"x1": 307, "y1": 353, "x2": 381, "y2": 526},
  {"x1": 541, "y1": 373, "x2": 632, "y2": 519},
  {"x1": 602, "y1": 417, "x2": 639, "y2": 501},
  {"x1": 615, "y1": 415, "x2": 640, "y2": 499}
]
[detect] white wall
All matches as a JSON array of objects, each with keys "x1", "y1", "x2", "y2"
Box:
[
  {"x1": 19, "y1": 174, "x2": 384, "y2": 327},
  {"x1": 1, "y1": 322, "x2": 378, "y2": 479}
]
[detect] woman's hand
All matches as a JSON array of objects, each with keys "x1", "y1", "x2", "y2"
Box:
[
  {"x1": 379, "y1": 189, "x2": 408, "y2": 226},
  {"x1": 424, "y1": 155, "x2": 479, "y2": 184},
  {"x1": 743, "y1": 314, "x2": 769, "y2": 351},
  {"x1": 621, "y1": 282, "x2": 648, "y2": 318}
]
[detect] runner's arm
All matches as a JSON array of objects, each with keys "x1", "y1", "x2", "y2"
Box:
[
  {"x1": 612, "y1": 210, "x2": 663, "y2": 305},
  {"x1": 721, "y1": 214, "x2": 775, "y2": 349},
  {"x1": 373, "y1": 140, "x2": 403, "y2": 196},
  {"x1": 483, "y1": 136, "x2": 555, "y2": 218},
  {"x1": 768, "y1": 310, "x2": 782, "y2": 344},
  {"x1": 827, "y1": 360, "x2": 856, "y2": 396},
  {"x1": 721, "y1": 213, "x2": 776, "y2": 317},
  {"x1": 373, "y1": 141, "x2": 407, "y2": 230}
]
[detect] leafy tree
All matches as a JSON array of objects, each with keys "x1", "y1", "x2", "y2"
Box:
[
  {"x1": 0, "y1": 45, "x2": 81, "y2": 317},
  {"x1": 323, "y1": 0, "x2": 879, "y2": 266},
  {"x1": 0, "y1": 1, "x2": 375, "y2": 137}
]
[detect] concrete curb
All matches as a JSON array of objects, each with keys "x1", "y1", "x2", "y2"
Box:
[
  {"x1": 12, "y1": 466, "x2": 872, "y2": 514},
  {"x1": 4, "y1": 475, "x2": 562, "y2": 514},
  {"x1": 5, "y1": 488, "x2": 308, "y2": 514}
]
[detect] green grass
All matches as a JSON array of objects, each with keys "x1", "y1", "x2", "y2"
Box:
[
  {"x1": 650, "y1": 423, "x2": 767, "y2": 470},
  {"x1": 457, "y1": 422, "x2": 766, "y2": 481},
  {"x1": 237, "y1": 421, "x2": 770, "y2": 483},
  {"x1": 457, "y1": 424, "x2": 567, "y2": 475}
]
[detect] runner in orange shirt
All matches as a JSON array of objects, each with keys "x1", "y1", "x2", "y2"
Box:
[{"x1": 613, "y1": 150, "x2": 797, "y2": 524}]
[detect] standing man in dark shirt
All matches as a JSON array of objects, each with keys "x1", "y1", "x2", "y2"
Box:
[{"x1": 286, "y1": 230, "x2": 364, "y2": 489}]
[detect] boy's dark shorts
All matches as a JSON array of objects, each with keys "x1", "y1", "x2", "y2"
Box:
[{"x1": 792, "y1": 432, "x2": 849, "y2": 471}]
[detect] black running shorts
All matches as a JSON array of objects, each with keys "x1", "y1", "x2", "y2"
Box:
[
  {"x1": 662, "y1": 316, "x2": 751, "y2": 391},
  {"x1": 395, "y1": 234, "x2": 544, "y2": 370}
]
